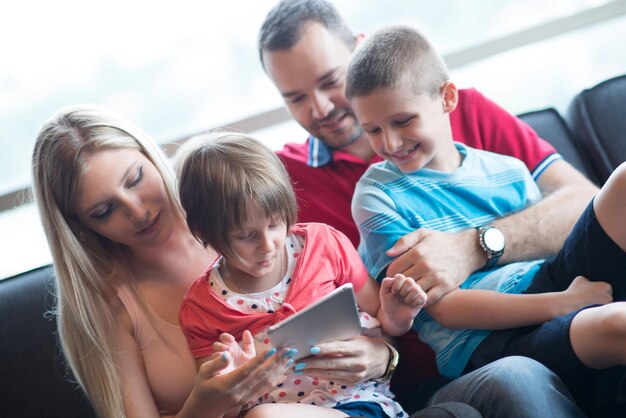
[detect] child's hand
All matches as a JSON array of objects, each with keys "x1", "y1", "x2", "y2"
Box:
[
  {"x1": 380, "y1": 273, "x2": 427, "y2": 329},
  {"x1": 212, "y1": 330, "x2": 257, "y2": 369},
  {"x1": 560, "y1": 276, "x2": 613, "y2": 315}
]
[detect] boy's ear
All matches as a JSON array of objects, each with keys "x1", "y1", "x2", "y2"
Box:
[{"x1": 441, "y1": 81, "x2": 458, "y2": 114}]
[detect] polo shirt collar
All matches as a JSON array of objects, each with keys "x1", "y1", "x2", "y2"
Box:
[
  {"x1": 306, "y1": 136, "x2": 333, "y2": 167},
  {"x1": 306, "y1": 135, "x2": 383, "y2": 167}
]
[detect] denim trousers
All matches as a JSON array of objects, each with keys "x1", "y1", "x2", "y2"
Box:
[{"x1": 421, "y1": 356, "x2": 586, "y2": 418}]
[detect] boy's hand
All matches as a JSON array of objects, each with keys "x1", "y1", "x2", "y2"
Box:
[
  {"x1": 212, "y1": 330, "x2": 257, "y2": 370},
  {"x1": 560, "y1": 276, "x2": 612, "y2": 315},
  {"x1": 380, "y1": 273, "x2": 427, "y2": 328}
]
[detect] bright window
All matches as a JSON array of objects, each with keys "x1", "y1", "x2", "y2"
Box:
[{"x1": 1, "y1": 0, "x2": 624, "y2": 278}]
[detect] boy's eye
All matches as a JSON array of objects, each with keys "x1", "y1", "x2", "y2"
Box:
[
  {"x1": 365, "y1": 127, "x2": 381, "y2": 135},
  {"x1": 394, "y1": 117, "x2": 413, "y2": 126}
]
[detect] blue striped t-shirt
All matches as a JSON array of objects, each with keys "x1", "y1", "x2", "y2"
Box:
[{"x1": 352, "y1": 142, "x2": 548, "y2": 378}]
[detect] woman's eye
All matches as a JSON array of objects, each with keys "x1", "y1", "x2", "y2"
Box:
[
  {"x1": 93, "y1": 205, "x2": 113, "y2": 220},
  {"x1": 129, "y1": 166, "x2": 143, "y2": 187}
]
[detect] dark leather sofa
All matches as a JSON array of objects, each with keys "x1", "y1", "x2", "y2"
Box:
[
  {"x1": 1, "y1": 74, "x2": 624, "y2": 418},
  {"x1": 0, "y1": 266, "x2": 96, "y2": 418}
]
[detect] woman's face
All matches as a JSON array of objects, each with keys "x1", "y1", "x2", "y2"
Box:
[{"x1": 74, "y1": 148, "x2": 175, "y2": 249}]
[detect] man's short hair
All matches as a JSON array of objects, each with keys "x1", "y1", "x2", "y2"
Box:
[
  {"x1": 258, "y1": 0, "x2": 355, "y2": 68},
  {"x1": 346, "y1": 25, "x2": 449, "y2": 99}
]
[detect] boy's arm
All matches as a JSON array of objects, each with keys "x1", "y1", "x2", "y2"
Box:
[
  {"x1": 426, "y1": 276, "x2": 612, "y2": 329},
  {"x1": 387, "y1": 163, "x2": 599, "y2": 307}
]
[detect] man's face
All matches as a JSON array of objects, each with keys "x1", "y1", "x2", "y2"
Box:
[{"x1": 262, "y1": 22, "x2": 363, "y2": 150}]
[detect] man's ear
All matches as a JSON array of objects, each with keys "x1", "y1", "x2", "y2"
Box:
[
  {"x1": 354, "y1": 32, "x2": 366, "y2": 50},
  {"x1": 441, "y1": 81, "x2": 458, "y2": 113}
]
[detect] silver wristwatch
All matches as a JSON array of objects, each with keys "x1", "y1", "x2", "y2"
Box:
[{"x1": 477, "y1": 225, "x2": 505, "y2": 270}]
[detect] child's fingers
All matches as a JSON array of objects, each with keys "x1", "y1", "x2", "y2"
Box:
[
  {"x1": 241, "y1": 330, "x2": 256, "y2": 356},
  {"x1": 219, "y1": 332, "x2": 236, "y2": 344},
  {"x1": 380, "y1": 276, "x2": 395, "y2": 294},
  {"x1": 212, "y1": 342, "x2": 230, "y2": 353},
  {"x1": 391, "y1": 274, "x2": 408, "y2": 294},
  {"x1": 406, "y1": 285, "x2": 428, "y2": 305}
]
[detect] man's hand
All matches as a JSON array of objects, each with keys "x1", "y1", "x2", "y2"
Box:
[{"x1": 386, "y1": 228, "x2": 484, "y2": 306}]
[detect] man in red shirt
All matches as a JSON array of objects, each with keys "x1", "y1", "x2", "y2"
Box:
[
  {"x1": 258, "y1": 1, "x2": 596, "y2": 302},
  {"x1": 257, "y1": 1, "x2": 597, "y2": 416}
]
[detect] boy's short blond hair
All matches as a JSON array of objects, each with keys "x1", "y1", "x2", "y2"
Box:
[{"x1": 346, "y1": 25, "x2": 449, "y2": 99}]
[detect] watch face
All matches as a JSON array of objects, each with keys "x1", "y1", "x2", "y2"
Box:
[{"x1": 484, "y1": 227, "x2": 505, "y2": 252}]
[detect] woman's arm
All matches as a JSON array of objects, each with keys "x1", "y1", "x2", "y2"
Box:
[
  {"x1": 426, "y1": 276, "x2": 613, "y2": 329},
  {"x1": 114, "y1": 301, "x2": 176, "y2": 418},
  {"x1": 114, "y1": 300, "x2": 293, "y2": 418}
]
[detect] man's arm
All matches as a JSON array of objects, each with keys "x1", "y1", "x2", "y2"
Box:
[
  {"x1": 495, "y1": 159, "x2": 598, "y2": 262},
  {"x1": 387, "y1": 160, "x2": 599, "y2": 305}
]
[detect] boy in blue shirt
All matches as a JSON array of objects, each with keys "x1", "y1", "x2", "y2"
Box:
[{"x1": 346, "y1": 24, "x2": 626, "y2": 395}]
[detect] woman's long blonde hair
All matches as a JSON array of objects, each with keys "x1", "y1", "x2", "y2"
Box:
[{"x1": 31, "y1": 105, "x2": 183, "y2": 418}]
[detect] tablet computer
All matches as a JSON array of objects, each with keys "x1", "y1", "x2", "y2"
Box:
[{"x1": 265, "y1": 283, "x2": 362, "y2": 360}]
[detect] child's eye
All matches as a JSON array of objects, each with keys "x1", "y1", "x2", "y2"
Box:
[
  {"x1": 365, "y1": 127, "x2": 381, "y2": 135},
  {"x1": 394, "y1": 117, "x2": 413, "y2": 127},
  {"x1": 238, "y1": 232, "x2": 255, "y2": 240}
]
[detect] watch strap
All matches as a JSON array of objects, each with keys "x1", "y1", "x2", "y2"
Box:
[{"x1": 374, "y1": 340, "x2": 399, "y2": 383}]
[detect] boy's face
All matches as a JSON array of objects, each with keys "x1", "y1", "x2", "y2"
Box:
[{"x1": 350, "y1": 84, "x2": 458, "y2": 173}]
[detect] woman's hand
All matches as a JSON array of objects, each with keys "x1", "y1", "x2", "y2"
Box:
[
  {"x1": 291, "y1": 336, "x2": 390, "y2": 385},
  {"x1": 182, "y1": 347, "x2": 296, "y2": 417}
]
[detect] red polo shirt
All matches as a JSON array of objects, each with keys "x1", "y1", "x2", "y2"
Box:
[{"x1": 278, "y1": 88, "x2": 558, "y2": 248}]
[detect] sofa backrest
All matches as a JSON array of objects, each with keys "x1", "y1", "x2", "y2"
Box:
[
  {"x1": 0, "y1": 266, "x2": 95, "y2": 418},
  {"x1": 566, "y1": 74, "x2": 626, "y2": 184},
  {"x1": 518, "y1": 107, "x2": 599, "y2": 184}
]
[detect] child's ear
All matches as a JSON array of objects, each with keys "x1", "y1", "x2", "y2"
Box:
[{"x1": 440, "y1": 81, "x2": 458, "y2": 113}]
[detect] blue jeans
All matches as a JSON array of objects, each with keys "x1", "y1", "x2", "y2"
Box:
[{"x1": 425, "y1": 357, "x2": 586, "y2": 418}]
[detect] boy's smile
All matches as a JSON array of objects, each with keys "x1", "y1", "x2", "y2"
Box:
[{"x1": 350, "y1": 84, "x2": 461, "y2": 173}]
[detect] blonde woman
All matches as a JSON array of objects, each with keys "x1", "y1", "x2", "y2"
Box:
[{"x1": 31, "y1": 105, "x2": 295, "y2": 418}]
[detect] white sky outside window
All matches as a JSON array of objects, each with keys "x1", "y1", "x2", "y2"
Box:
[{"x1": 1, "y1": 0, "x2": 624, "y2": 278}]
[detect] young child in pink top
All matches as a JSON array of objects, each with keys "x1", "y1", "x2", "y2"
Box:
[{"x1": 177, "y1": 132, "x2": 427, "y2": 418}]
